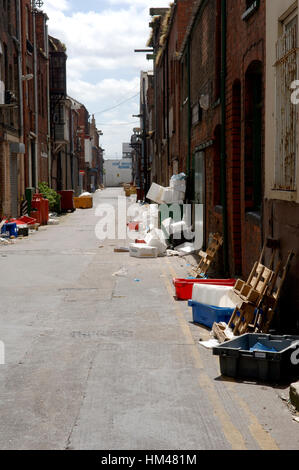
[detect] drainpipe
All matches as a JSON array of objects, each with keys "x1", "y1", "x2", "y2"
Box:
[
  {"x1": 16, "y1": 0, "x2": 23, "y2": 142},
  {"x1": 45, "y1": 22, "x2": 51, "y2": 187},
  {"x1": 33, "y1": 5, "x2": 39, "y2": 189},
  {"x1": 220, "y1": 0, "x2": 229, "y2": 275},
  {"x1": 16, "y1": 0, "x2": 24, "y2": 204},
  {"x1": 166, "y1": 42, "x2": 170, "y2": 178},
  {"x1": 187, "y1": 38, "x2": 191, "y2": 202}
]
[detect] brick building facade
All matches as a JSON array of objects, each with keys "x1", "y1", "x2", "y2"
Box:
[
  {"x1": 0, "y1": 3, "x2": 103, "y2": 219},
  {"x1": 149, "y1": 1, "x2": 194, "y2": 187},
  {"x1": 145, "y1": 0, "x2": 266, "y2": 279},
  {"x1": 225, "y1": 0, "x2": 265, "y2": 278},
  {"x1": 0, "y1": 0, "x2": 24, "y2": 218},
  {"x1": 179, "y1": 0, "x2": 223, "y2": 259}
]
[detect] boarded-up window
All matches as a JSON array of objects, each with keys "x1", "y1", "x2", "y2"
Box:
[{"x1": 275, "y1": 13, "x2": 298, "y2": 191}]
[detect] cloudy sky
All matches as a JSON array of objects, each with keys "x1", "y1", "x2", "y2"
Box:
[{"x1": 42, "y1": 0, "x2": 171, "y2": 159}]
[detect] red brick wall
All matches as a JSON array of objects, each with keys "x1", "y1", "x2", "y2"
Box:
[
  {"x1": 226, "y1": 0, "x2": 265, "y2": 277},
  {"x1": 0, "y1": 0, "x2": 21, "y2": 216},
  {"x1": 36, "y1": 12, "x2": 49, "y2": 185},
  {"x1": 21, "y1": 0, "x2": 35, "y2": 189},
  {"x1": 167, "y1": 0, "x2": 194, "y2": 177},
  {"x1": 186, "y1": 0, "x2": 222, "y2": 255}
]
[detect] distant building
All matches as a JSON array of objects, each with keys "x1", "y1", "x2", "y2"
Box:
[
  {"x1": 104, "y1": 158, "x2": 132, "y2": 187},
  {"x1": 122, "y1": 143, "x2": 132, "y2": 160}
]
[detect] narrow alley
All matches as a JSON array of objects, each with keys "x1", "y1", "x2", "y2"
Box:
[{"x1": 0, "y1": 189, "x2": 298, "y2": 451}]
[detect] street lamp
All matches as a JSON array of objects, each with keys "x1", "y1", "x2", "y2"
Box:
[{"x1": 31, "y1": 0, "x2": 44, "y2": 8}]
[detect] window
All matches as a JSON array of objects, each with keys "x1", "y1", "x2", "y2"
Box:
[
  {"x1": 275, "y1": 11, "x2": 298, "y2": 191},
  {"x1": 191, "y1": 102, "x2": 202, "y2": 126},
  {"x1": 242, "y1": 0, "x2": 260, "y2": 21}
]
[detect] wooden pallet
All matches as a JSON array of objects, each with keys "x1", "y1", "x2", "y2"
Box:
[
  {"x1": 213, "y1": 242, "x2": 293, "y2": 341},
  {"x1": 232, "y1": 262, "x2": 274, "y2": 306},
  {"x1": 252, "y1": 251, "x2": 294, "y2": 333},
  {"x1": 227, "y1": 303, "x2": 256, "y2": 336},
  {"x1": 191, "y1": 233, "x2": 223, "y2": 278},
  {"x1": 226, "y1": 259, "x2": 275, "y2": 336}
]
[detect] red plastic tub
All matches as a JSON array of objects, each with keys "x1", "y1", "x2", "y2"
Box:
[
  {"x1": 8, "y1": 216, "x2": 37, "y2": 226},
  {"x1": 173, "y1": 278, "x2": 236, "y2": 301},
  {"x1": 16, "y1": 216, "x2": 37, "y2": 225},
  {"x1": 127, "y1": 222, "x2": 140, "y2": 231}
]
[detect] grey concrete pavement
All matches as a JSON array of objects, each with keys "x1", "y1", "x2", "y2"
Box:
[{"x1": 0, "y1": 188, "x2": 298, "y2": 450}]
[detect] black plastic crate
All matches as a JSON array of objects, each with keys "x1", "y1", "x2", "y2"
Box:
[{"x1": 213, "y1": 334, "x2": 299, "y2": 382}]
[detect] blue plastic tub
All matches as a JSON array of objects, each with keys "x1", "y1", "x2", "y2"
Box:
[
  {"x1": 188, "y1": 300, "x2": 234, "y2": 329},
  {"x1": 1, "y1": 222, "x2": 18, "y2": 238}
]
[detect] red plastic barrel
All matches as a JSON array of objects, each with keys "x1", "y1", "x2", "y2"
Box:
[
  {"x1": 31, "y1": 194, "x2": 49, "y2": 225},
  {"x1": 31, "y1": 195, "x2": 42, "y2": 224},
  {"x1": 43, "y1": 198, "x2": 49, "y2": 225},
  {"x1": 173, "y1": 278, "x2": 236, "y2": 301},
  {"x1": 57, "y1": 190, "x2": 75, "y2": 212}
]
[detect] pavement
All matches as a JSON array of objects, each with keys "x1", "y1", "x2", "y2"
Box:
[{"x1": 0, "y1": 187, "x2": 298, "y2": 450}]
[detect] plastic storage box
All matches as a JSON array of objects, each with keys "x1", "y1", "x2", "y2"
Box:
[
  {"x1": 1, "y1": 222, "x2": 18, "y2": 238},
  {"x1": 173, "y1": 278, "x2": 236, "y2": 300},
  {"x1": 129, "y1": 244, "x2": 158, "y2": 258},
  {"x1": 192, "y1": 284, "x2": 235, "y2": 307},
  {"x1": 188, "y1": 300, "x2": 234, "y2": 329},
  {"x1": 146, "y1": 183, "x2": 164, "y2": 204},
  {"x1": 74, "y1": 196, "x2": 93, "y2": 209},
  {"x1": 213, "y1": 334, "x2": 299, "y2": 382}
]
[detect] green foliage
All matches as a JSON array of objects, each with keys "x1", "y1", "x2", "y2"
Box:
[{"x1": 38, "y1": 182, "x2": 61, "y2": 213}]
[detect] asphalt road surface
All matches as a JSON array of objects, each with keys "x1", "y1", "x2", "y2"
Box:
[{"x1": 0, "y1": 188, "x2": 298, "y2": 450}]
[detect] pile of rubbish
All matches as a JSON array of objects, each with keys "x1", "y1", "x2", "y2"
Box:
[
  {"x1": 120, "y1": 174, "x2": 197, "y2": 258},
  {"x1": 0, "y1": 215, "x2": 40, "y2": 243},
  {"x1": 171, "y1": 239, "x2": 299, "y2": 383}
]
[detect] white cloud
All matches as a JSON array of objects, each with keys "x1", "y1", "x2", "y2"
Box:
[
  {"x1": 42, "y1": 0, "x2": 171, "y2": 157},
  {"x1": 43, "y1": 0, "x2": 70, "y2": 12}
]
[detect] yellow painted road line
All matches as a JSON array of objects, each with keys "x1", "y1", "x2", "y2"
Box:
[
  {"x1": 223, "y1": 381, "x2": 279, "y2": 450},
  {"x1": 160, "y1": 260, "x2": 247, "y2": 450},
  {"x1": 163, "y1": 258, "x2": 279, "y2": 450}
]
